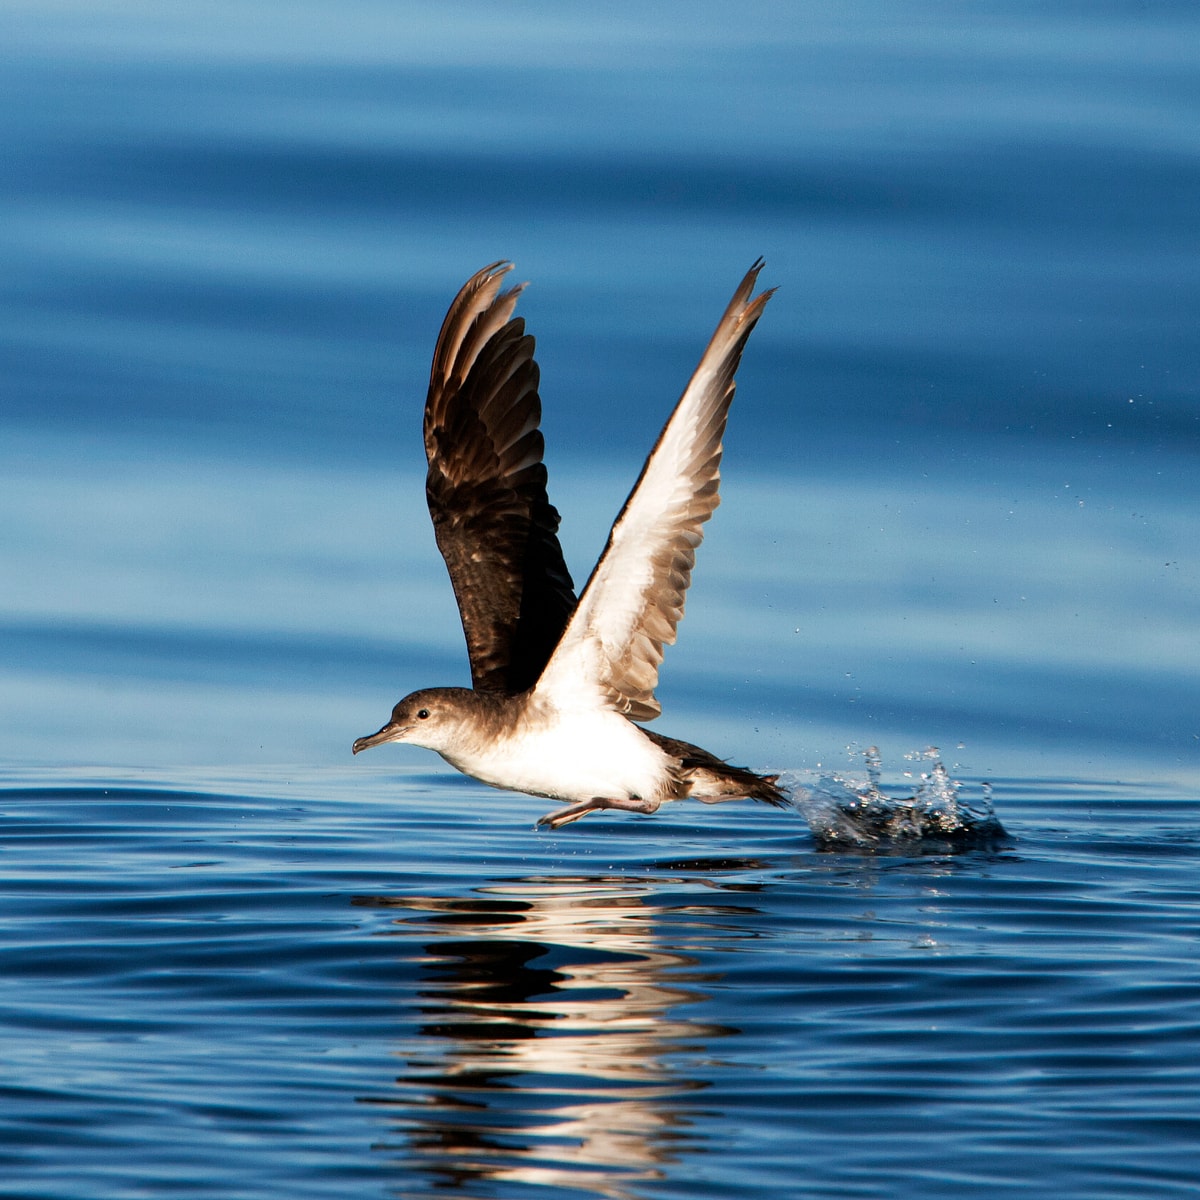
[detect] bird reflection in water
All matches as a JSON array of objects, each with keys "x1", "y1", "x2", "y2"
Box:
[{"x1": 354, "y1": 874, "x2": 758, "y2": 1199}]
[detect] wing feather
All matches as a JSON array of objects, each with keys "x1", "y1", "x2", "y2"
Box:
[
  {"x1": 534, "y1": 260, "x2": 774, "y2": 720},
  {"x1": 423, "y1": 262, "x2": 577, "y2": 695}
]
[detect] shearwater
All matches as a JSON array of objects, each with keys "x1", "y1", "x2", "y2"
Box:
[{"x1": 353, "y1": 260, "x2": 786, "y2": 829}]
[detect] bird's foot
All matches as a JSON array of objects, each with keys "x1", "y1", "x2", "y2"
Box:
[{"x1": 536, "y1": 795, "x2": 661, "y2": 830}]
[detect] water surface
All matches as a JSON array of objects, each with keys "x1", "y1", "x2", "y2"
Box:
[{"x1": 3, "y1": 768, "x2": 1199, "y2": 1199}]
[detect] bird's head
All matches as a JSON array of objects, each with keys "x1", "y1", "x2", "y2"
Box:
[{"x1": 352, "y1": 687, "x2": 479, "y2": 756}]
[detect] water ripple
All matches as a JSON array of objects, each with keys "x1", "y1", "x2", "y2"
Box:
[{"x1": 3, "y1": 770, "x2": 1199, "y2": 1197}]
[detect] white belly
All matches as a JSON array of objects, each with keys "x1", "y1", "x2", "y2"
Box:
[{"x1": 441, "y1": 709, "x2": 672, "y2": 803}]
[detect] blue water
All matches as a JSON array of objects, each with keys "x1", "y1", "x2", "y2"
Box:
[{"x1": 1, "y1": 3, "x2": 1198, "y2": 1197}]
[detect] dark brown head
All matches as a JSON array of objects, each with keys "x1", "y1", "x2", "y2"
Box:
[{"x1": 352, "y1": 687, "x2": 482, "y2": 756}]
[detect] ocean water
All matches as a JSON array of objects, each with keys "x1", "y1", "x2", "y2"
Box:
[{"x1": 1, "y1": 3, "x2": 1198, "y2": 1198}]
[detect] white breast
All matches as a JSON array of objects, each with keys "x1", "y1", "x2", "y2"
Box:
[{"x1": 440, "y1": 708, "x2": 673, "y2": 804}]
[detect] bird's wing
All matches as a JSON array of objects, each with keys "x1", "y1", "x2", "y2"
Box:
[
  {"x1": 533, "y1": 261, "x2": 773, "y2": 720},
  {"x1": 423, "y1": 261, "x2": 577, "y2": 695}
]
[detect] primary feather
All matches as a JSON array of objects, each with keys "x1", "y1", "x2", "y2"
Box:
[
  {"x1": 422, "y1": 262, "x2": 577, "y2": 695},
  {"x1": 533, "y1": 260, "x2": 774, "y2": 720}
]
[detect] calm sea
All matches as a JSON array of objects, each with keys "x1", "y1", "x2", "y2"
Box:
[{"x1": 1, "y1": 3, "x2": 1198, "y2": 1198}]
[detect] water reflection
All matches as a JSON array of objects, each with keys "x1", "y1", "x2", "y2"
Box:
[{"x1": 355, "y1": 875, "x2": 754, "y2": 1199}]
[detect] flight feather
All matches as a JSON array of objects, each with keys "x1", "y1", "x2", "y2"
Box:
[
  {"x1": 534, "y1": 260, "x2": 774, "y2": 720},
  {"x1": 423, "y1": 262, "x2": 577, "y2": 695}
]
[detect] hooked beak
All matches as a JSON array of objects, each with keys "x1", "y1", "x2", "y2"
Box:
[{"x1": 352, "y1": 721, "x2": 411, "y2": 755}]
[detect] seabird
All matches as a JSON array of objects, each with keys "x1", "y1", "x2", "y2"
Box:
[{"x1": 353, "y1": 260, "x2": 786, "y2": 829}]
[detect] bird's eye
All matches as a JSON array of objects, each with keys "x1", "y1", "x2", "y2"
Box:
[{"x1": 416, "y1": 708, "x2": 430, "y2": 720}]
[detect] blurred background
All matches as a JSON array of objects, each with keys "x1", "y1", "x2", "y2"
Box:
[{"x1": 2, "y1": 0, "x2": 1196, "y2": 785}]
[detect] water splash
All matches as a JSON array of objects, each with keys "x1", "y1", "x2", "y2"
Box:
[{"x1": 787, "y1": 746, "x2": 1009, "y2": 853}]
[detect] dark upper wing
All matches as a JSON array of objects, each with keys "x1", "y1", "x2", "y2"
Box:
[{"x1": 423, "y1": 262, "x2": 577, "y2": 695}]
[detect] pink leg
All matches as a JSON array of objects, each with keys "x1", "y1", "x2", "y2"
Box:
[{"x1": 537, "y1": 795, "x2": 661, "y2": 830}]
